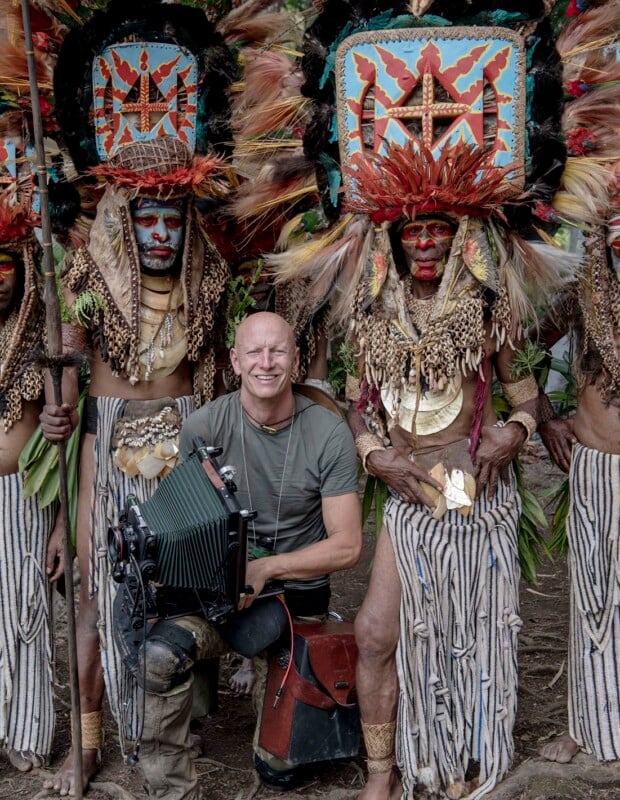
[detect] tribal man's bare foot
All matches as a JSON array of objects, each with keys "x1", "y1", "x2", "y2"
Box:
[
  {"x1": 540, "y1": 734, "x2": 580, "y2": 763},
  {"x1": 358, "y1": 770, "x2": 402, "y2": 800},
  {"x1": 229, "y1": 657, "x2": 255, "y2": 695},
  {"x1": 7, "y1": 749, "x2": 44, "y2": 772},
  {"x1": 43, "y1": 747, "x2": 100, "y2": 796}
]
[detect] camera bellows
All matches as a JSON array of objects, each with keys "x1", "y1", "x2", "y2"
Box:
[{"x1": 139, "y1": 454, "x2": 230, "y2": 590}]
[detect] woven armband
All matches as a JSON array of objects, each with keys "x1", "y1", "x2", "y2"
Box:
[
  {"x1": 355, "y1": 432, "x2": 385, "y2": 472},
  {"x1": 538, "y1": 393, "x2": 557, "y2": 425},
  {"x1": 345, "y1": 373, "x2": 361, "y2": 403},
  {"x1": 61, "y1": 322, "x2": 88, "y2": 352},
  {"x1": 506, "y1": 409, "x2": 537, "y2": 443},
  {"x1": 501, "y1": 375, "x2": 538, "y2": 407}
]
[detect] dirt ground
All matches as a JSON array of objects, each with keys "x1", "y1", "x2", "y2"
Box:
[{"x1": 1, "y1": 444, "x2": 619, "y2": 800}]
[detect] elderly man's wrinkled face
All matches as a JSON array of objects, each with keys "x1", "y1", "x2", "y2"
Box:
[
  {"x1": 401, "y1": 217, "x2": 456, "y2": 282},
  {"x1": 132, "y1": 199, "x2": 184, "y2": 275},
  {"x1": 0, "y1": 253, "x2": 18, "y2": 318}
]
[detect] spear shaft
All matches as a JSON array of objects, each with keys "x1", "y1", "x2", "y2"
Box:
[{"x1": 20, "y1": 3, "x2": 84, "y2": 797}]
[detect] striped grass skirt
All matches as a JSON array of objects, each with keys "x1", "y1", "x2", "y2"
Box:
[
  {"x1": 567, "y1": 444, "x2": 620, "y2": 761},
  {"x1": 386, "y1": 476, "x2": 521, "y2": 799},
  {"x1": 0, "y1": 472, "x2": 55, "y2": 758},
  {"x1": 88, "y1": 395, "x2": 194, "y2": 749}
]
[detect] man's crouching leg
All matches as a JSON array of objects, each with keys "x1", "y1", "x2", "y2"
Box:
[
  {"x1": 140, "y1": 677, "x2": 200, "y2": 800},
  {"x1": 135, "y1": 616, "x2": 228, "y2": 800}
]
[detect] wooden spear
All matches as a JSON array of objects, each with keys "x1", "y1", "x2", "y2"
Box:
[{"x1": 20, "y1": 3, "x2": 84, "y2": 797}]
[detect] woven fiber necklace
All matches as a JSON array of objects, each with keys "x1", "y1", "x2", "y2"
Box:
[{"x1": 240, "y1": 397, "x2": 296, "y2": 553}]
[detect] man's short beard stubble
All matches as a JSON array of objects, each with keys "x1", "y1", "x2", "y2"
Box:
[{"x1": 137, "y1": 242, "x2": 182, "y2": 277}]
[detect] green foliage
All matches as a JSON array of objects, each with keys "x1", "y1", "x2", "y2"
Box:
[
  {"x1": 56, "y1": 271, "x2": 75, "y2": 324},
  {"x1": 514, "y1": 459, "x2": 551, "y2": 585},
  {"x1": 547, "y1": 349, "x2": 578, "y2": 417},
  {"x1": 361, "y1": 473, "x2": 389, "y2": 538},
  {"x1": 72, "y1": 290, "x2": 104, "y2": 327},
  {"x1": 510, "y1": 340, "x2": 550, "y2": 384},
  {"x1": 536, "y1": 350, "x2": 575, "y2": 554},
  {"x1": 225, "y1": 263, "x2": 263, "y2": 349},
  {"x1": 491, "y1": 351, "x2": 552, "y2": 584},
  {"x1": 19, "y1": 387, "x2": 87, "y2": 546},
  {"x1": 327, "y1": 340, "x2": 357, "y2": 396},
  {"x1": 544, "y1": 477, "x2": 570, "y2": 557}
]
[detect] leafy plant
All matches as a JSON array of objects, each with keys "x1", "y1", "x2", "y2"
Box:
[
  {"x1": 72, "y1": 289, "x2": 104, "y2": 327},
  {"x1": 361, "y1": 472, "x2": 389, "y2": 538},
  {"x1": 544, "y1": 478, "x2": 570, "y2": 557},
  {"x1": 539, "y1": 345, "x2": 576, "y2": 556},
  {"x1": 547, "y1": 349, "x2": 578, "y2": 417},
  {"x1": 327, "y1": 339, "x2": 357, "y2": 396},
  {"x1": 19, "y1": 386, "x2": 88, "y2": 546},
  {"x1": 225, "y1": 263, "x2": 263, "y2": 349},
  {"x1": 510, "y1": 340, "x2": 550, "y2": 384},
  {"x1": 514, "y1": 459, "x2": 551, "y2": 585}
]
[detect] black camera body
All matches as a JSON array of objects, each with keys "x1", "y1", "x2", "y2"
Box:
[{"x1": 109, "y1": 498, "x2": 158, "y2": 585}]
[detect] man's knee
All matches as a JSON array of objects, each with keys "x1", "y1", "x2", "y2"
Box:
[
  {"x1": 355, "y1": 608, "x2": 399, "y2": 662},
  {"x1": 138, "y1": 621, "x2": 197, "y2": 694}
]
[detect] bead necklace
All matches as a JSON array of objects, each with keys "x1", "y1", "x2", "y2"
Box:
[
  {"x1": 139, "y1": 275, "x2": 182, "y2": 379},
  {"x1": 403, "y1": 278, "x2": 436, "y2": 333},
  {"x1": 242, "y1": 404, "x2": 295, "y2": 434}
]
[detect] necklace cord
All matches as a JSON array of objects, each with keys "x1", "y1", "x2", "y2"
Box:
[{"x1": 240, "y1": 397, "x2": 296, "y2": 552}]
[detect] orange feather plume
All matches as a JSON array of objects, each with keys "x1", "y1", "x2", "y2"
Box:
[
  {"x1": 344, "y1": 141, "x2": 523, "y2": 222},
  {"x1": 87, "y1": 155, "x2": 230, "y2": 200}
]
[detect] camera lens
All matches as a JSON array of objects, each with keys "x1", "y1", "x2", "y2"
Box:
[{"x1": 108, "y1": 526, "x2": 124, "y2": 563}]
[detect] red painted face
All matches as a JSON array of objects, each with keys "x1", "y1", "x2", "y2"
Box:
[
  {"x1": 608, "y1": 214, "x2": 620, "y2": 255},
  {"x1": 401, "y1": 217, "x2": 456, "y2": 282},
  {"x1": 0, "y1": 257, "x2": 17, "y2": 315}
]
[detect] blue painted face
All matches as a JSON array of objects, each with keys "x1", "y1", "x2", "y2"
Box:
[{"x1": 132, "y1": 199, "x2": 184, "y2": 275}]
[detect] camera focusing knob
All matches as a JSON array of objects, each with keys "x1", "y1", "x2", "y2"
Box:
[{"x1": 219, "y1": 464, "x2": 237, "y2": 482}]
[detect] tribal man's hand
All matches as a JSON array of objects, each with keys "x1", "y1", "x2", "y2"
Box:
[
  {"x1": 46, "y1": 516, "x2": 65, "y2": 582},
  {"x1": 366, "y1": 448, "x2": 442, "y2": 509},
  {"x1": 39, "y1": 403, "x2": 79, "y2": 442},
  {"x1": 475, "y1": 423, "x2": 525, "y2": 500},
  {"x1": 539, "y1": 418, "x2": 576, "y2": 473}
]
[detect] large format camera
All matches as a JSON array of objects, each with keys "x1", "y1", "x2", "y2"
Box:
[{"x1": 108, "y1": 443, "x2": 254, "y2": 625}]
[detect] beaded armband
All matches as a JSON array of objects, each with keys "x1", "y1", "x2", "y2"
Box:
[
  {"x1": 61, "y1": 322, "x2": 88, "y2": 352},
  {"x1": 501, "y1": 375, "x2": 538, "y2": 407},
  {"x1": 355, "y1": 432, "x2": 385, "y2": 472}
]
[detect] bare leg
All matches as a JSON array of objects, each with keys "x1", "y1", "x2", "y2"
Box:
[
  {"x1": 355, "y1": 526, "x2": 402, "y2": 800},
  {"x1": 540, "y1": 735, "x2": 580, "y2": 763},
  {"x1": 44, "y1": 435, "x2": 103, "y2": 796},
  {"x1": 230, "y1": 657, "x2": 256, "y2": 695}
]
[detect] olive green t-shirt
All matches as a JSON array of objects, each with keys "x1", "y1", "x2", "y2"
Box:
[{"x1": 179, "y1": 391, "x2": 359, "y2": 592}]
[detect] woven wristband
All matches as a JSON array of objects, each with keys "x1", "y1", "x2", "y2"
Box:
[
  {"x1": 355, "y1": 432, "x2": 385, "y2": 472},
  {"x1": 507, "y1": 409, "x2": 537, "y2": 443}
]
